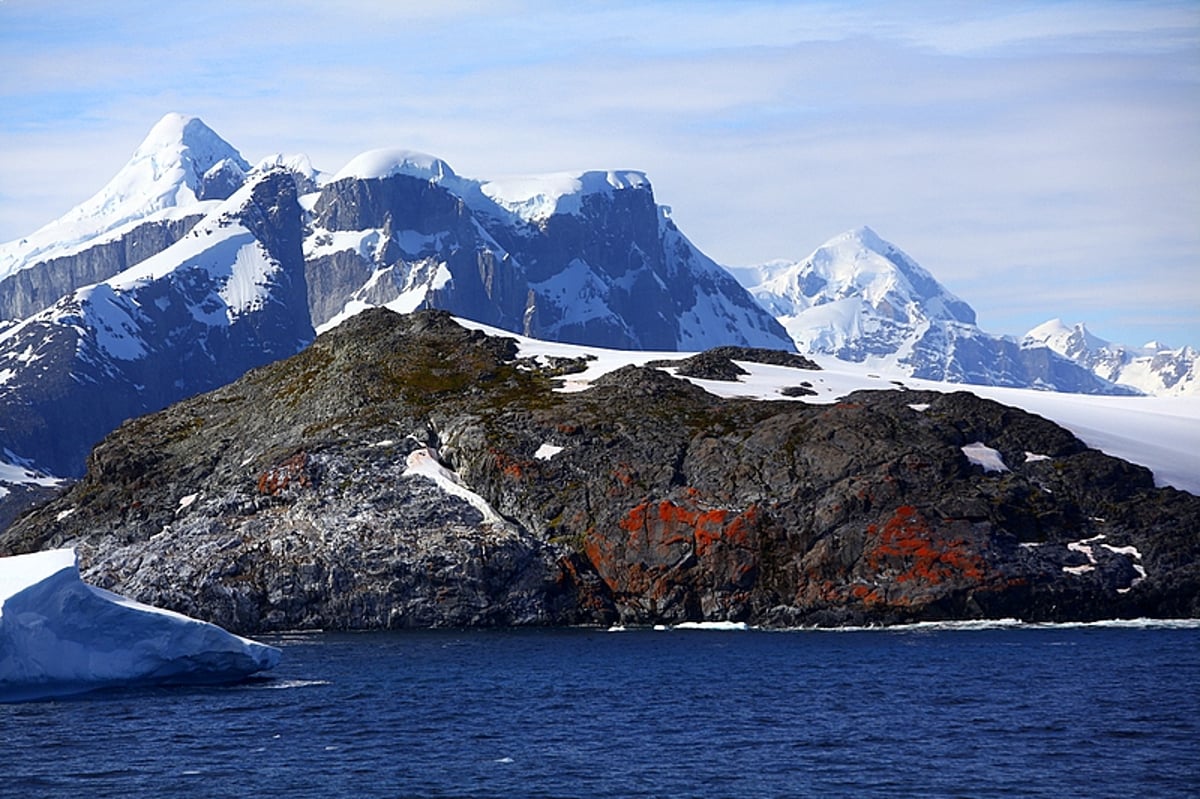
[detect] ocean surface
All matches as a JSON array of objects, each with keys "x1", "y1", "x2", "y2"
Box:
[{"x1": 4, "y1": 622, "x2": 1198, "y2": 798}]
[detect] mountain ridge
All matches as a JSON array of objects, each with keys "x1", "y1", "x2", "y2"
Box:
[
  {"x1": 1023, "y1": 318, "x2": 1198, "y2": 397},
  {"x1": 0, "y1": 114, "x2": 793, "y2": 511}
]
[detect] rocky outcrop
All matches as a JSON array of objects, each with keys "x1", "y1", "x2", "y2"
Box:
[{"x1": 3, "y1": 309, "x2": 1196, "y2": 632}]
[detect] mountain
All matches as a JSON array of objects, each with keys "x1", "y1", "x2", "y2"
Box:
[
  {"x1": 2, "y1": 309, "x2": 1195, "y2": 632},
  {"x1": 0, "y1": 114, "x2": 251, "y2": 322},
  {"x1": 730, "y1": 227, "x2": 1134, "y2": 395},
  {"x1": 305, "y1": 149, "x2": 792, "y2": 350},
  {"x1": 1024, "y1": 319, "x2": 1198, "y2": 397},
  {"x1": 0, "y1": 114, "x2": 793, "y2": 515},
  {"x1": 0, "y1": 168, "x2": 313, "y2": 480}
]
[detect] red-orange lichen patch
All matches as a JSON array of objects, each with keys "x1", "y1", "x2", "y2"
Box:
[
  {"x1": 618, "y1": 499, "x2": 757, "y2": 557},
  {"x1": 488, "y1": 448, "x2": 530, "y2": 480},
  {"x1": 257, "y1": 451, "x2": 311, "y2": 495},
  {"x1": 867, "y1": 505, "x2": 985, "y2": 586}
]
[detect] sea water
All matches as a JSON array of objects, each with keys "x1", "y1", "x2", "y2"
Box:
[{"x1": 3, "y1": 623, "x2": 1198, "y2": 798}]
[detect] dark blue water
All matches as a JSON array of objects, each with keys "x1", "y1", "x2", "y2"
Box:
[{"x1": 3, "y1": 623, "x2": 1198, "y2": 798}]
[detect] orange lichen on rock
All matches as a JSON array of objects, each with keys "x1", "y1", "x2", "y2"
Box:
[
  {"x1": 488, "y1": 448, "x2": 529, "y2": 480},
  {"x1": 617, "y1": 499, "x2": 756, "y2": 557},
  {"x1": 867, "y1": 505, "x2": 985, "y2": 586},
  {"x1": 257, "y1": 451, "x2": 312, "y2": 496}
]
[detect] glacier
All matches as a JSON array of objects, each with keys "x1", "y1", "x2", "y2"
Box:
[{"x1": 0, "y1": 548, "x2": 279, "y2": 702}]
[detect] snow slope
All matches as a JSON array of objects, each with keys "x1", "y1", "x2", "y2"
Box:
[
  {"x1": 0, "y1": 549, "x2": 279, "y2": 702},
  {"x1": 449, "y1": 316, "x2": 1200, "y2": 496}
]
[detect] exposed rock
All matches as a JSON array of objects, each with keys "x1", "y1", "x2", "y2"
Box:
[
  {"x1": 651, "y1": 346, "x2": 820, "y2": 381},
  {"x1": 3, "y1": 309, "x2": 1196, "y2": 632},
  {"x1": 669, "y1": 352, "x2": 749, "y2": 381},
  {"x1": 0, "y1": 215, "x2": 203, "y2": 321}
]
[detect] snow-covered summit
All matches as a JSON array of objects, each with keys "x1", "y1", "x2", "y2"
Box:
[
  {"x1": 739, "y1": 226, "x2": 976, "y2": 326},
  {"x1": 731, "y1": 226, "x2": 977, "y2": 359},
  {"x1": 480, "y1": 170, "x2": 651, "y2": 222},
  {"x1": 1024, "y1": 319, "x2": 1109, "y2": 359},
  {"x1": 1024, "y1": 318, "x2": 1198, "y2": 396},
  {"x1": 331, "y1": 147, "x2": 651, "y2": 224},
  {"x1": 332, "y1": 148, "x2": 457, "y2": 183},
  {"x1": 730, "y1": 227, "x2": 1128, "y2": 394},
  {"x1": 0, "y1": 113, "x2": 248, "y2": 280}
]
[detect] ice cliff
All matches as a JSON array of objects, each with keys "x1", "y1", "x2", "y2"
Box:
[{"x1": 0, "y1": 548, "x2": 279, "y2": 702}]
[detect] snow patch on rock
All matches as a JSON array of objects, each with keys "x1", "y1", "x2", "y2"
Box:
[{"x1": 962, "y1": 442, "x2": 1009, "y2": 473}]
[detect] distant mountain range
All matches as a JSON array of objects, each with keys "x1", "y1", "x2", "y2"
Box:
[
  {"x1": 0, "y1": 114, "x2": 789, "y2": 517},
  {"x1": 728, "y1": 227, "x2": 1196, "y2": 397},
  {"x1": 1023, "y1": 318, "x2": 1197, "y2": 397},
  {"x1": 0, "y1": 114, "x2": 1194, "y2": 523}
]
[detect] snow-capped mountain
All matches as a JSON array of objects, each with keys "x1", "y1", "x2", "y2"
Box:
[
  {"x1": 730, "y1": 227, "x2": 1131, "y2": 395},
  {"x1": 0, "y1": 113, "x2": 792, "y2": 508},
  {"x1": 1024, "y1": 319, "x2": 1198, "y2": 397},
  {"x1": 0, "y1": 168, "x2": 313, "y2": 480},
  {"x1": 0, "y1": 114, "x2": 252, "y2": 323},
  {"x1": 305, "y1": 149, "x2": 792, "y2": 350}
]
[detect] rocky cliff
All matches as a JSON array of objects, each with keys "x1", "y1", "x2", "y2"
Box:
[
  {"x1": 4, "y1": 309, "x2": 1195, "y2": 632},
  {"x1": 306, "y1": 156, "x2": 793, "y2": 351}
]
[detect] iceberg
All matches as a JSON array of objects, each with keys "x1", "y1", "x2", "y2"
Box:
[{"x1": 1, "y1": 548, "x2": 279, "y2": 702}]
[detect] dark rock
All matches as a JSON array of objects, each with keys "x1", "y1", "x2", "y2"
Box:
[{"x1": 3, "y1": 310, "x2": 1196, "y2": 632}]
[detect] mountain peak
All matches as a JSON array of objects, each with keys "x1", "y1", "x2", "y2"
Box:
[
  {"x1": 839, "y1": 225, "x2": 886, "y2": 250},
  {"x1": 0, "y1": 114, "x2": 249, "y2": 279},
  {"x1": 1024, "y1": 319, "x2": 1109, "y2": 353},
  {"x1": 789, "y1": 227, "x2": 976, "y2": 326},
  {"x1": 124, "y1": 112, "x2": 249, "y2": 192},
  {"x1": 332, "y1": 148, "x2": 457, "y2": 184}
]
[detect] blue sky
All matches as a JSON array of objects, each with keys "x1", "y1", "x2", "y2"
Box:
[{"x1": 1, "y1": 0, "x2": 1197, "y2": 347}]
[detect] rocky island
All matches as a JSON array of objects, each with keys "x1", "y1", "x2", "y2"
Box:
[{"x1": 3, "y1": 309, "x2": 1197, "y2": 632}]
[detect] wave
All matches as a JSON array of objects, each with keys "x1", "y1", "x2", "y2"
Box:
[
  {"x1": 782, "y1": 617, "x2": 1200, "y2": 633},
  {"x1": 605, "y1": 618, "x2": 1200, "y2": 634},
  {"x1": 255, "y1": 678, "x2": 332, "y2": 689}
]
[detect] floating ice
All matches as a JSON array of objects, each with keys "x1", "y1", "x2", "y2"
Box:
[{"x1": 0, "y1": 549, "x2": 279, "y2": 702}]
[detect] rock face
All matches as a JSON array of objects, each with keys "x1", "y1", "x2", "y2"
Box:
[
  {"x1": 0, "y1": 215, "x2": 204, "y2": 322},
  {"x1": 731, "y1": 227, "x2": 1135, "y2": 395},
  {"x1": 3, "y1": 309, "x2": 1195, "y2": 632}
]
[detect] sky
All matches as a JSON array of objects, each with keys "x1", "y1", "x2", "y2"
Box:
[{"x1": 1, "y1": 0, "x2": 1197, "y2": 348}]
